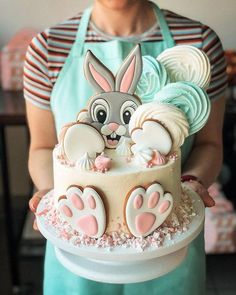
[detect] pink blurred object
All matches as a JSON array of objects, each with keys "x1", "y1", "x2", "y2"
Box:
[
  {"x1": 1, "y1": 28, "x2": 38, "y2": 91},
  {"x1": 205, "y1": 183, "x2": 236, "y2": 254}
]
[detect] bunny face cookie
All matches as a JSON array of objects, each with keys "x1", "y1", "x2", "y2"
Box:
[
  {"x1": 79, "y1": 45, "x2": 142, "y2": 148},
  {"x1": 87, "y1": 92, "x2": 141, "y2": 147}
]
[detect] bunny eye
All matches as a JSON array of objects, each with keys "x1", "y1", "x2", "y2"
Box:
[
  {"x1": 120, "y1": 101, "x2": 138, "y2": 125},
  {"x1": 91, "y1": 99, "x2": 109, "y2": 124},
  {"x1": 95, "y1": 108, "x2": 107, "y2": 124}
]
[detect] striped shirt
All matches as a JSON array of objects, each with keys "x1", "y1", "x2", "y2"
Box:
[{"x1": 23, "y1": 9, "x2": 228, "y2": 110}]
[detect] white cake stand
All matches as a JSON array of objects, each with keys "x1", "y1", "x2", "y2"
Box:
[{"x1": 36, "y1": 184, "x2": 205, "y2": 283}]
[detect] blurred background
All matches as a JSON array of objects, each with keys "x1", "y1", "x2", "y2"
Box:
[{"x1": 0, "y1": 0, "x2": 235, "y2": 294}]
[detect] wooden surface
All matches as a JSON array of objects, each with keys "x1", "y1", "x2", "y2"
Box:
[{"x1": 0, "y1": 89, "x2": 26, "y2": 125}]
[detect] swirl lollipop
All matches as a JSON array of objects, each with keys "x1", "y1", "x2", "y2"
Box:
[{"x1": 157, "y1": 45, "x2": 211, "y2": 90}]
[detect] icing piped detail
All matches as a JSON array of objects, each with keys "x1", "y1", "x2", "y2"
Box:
[
  {"x1": 94, "y1": 153, "x2": 112, "y2": 173},
  {"x1": 116, "y1": 137, "x2": 132, "y2": 156},
  {"x1": 75, "y1": 152, "x2": 95, "y2": 171}
]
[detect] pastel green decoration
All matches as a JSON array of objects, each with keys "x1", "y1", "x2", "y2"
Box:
[
  {"x1": 135, "y1": 56, "x2": 169, "y2": 103},
  {"x1": 154, "y1": 81, "x2": 211, "y2": 135}
]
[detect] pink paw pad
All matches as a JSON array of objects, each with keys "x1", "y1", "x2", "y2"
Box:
[
  {"x1": 61, "y1": 205, "x2": 73, "y2": 217},
  {"x1": 58, "y1": 186, "x2": 106, "y2": 238},
  {"x1": 77, "y1": 215, "x2": 98, "y2": 236},
  {"x1": 71, "y1": 193, "x2": 84, "y2": 210},
  {"x1": 133, "y1": 194, "x2": 143, "y2": 209},
  {"x1": 135, "y1": 212, "x2": 156, "y2": 235},
  {"x1": 126, "y1": 183, "x2": 173, "y2": 237}
]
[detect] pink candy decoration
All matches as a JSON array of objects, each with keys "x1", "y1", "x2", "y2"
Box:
[
  {"x1": 94, "y1": 154, "x2": 112, "y2": 172},
  {"x1": 150, "y1": 150, "x2": 166, "y2": 166}
]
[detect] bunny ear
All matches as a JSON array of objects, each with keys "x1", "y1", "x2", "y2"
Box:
[
  {"x1": 115, "y1": 44, "x2": 142, "y2": 94},
  {"x1": 84, "y1": 50, "x2": 115, "y2": 93},
  {"x1": 157, "y1": 45, "x2": 211, "y2": 90}
]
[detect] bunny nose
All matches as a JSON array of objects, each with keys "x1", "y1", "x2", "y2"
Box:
[{"x1": 108, "y1": 122, "x2": 119, "y2": 131}]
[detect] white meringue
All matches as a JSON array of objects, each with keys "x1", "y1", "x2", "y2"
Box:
[
  {"x1": 116, "y1": 137, "x2": 132, "y2": 156},
  {"x1": 75, "y1": 152, "x2": 95, "y2": 171},
  {"x1": 133, "y1": 148, "x2": 153, "y2": 166},
  {"x1": 157, "y1": 45, "x2": 211, "y2": 90}
]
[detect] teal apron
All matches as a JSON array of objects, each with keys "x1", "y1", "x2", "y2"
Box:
[{"x1": 45, "y1": 4, "x2": 205, "y2": 295}]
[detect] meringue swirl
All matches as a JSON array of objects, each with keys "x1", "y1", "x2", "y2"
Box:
[
  {"x1": 157, "y1": 45, "x2": 211, "y2": 90},
  {"x1": 153, "y1": 82, "x2": 211, "y2": 135},
  {"x1": 135, "y1": 56, "x2": 169, "y2": 103},
  {"x1": 116, "y1": 137, "x2": 132, "y2": 156},
  {"x1": 75, "y1": 152, "x2": 95, "y2": 171},
  {"x1": 133, "y1": 148, "x2": 153, "y2": 166},
  {"x1": 129, "y1": 102, "x2": 189, "y2": 151}
]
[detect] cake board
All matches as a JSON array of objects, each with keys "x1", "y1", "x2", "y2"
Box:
[{"x1": 36, "y1": 185, "x2": 205, "y2": 283}]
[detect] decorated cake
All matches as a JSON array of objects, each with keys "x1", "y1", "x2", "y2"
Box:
[{"x1": 38, "y1": 44, "x2": 211, "y2": 261}]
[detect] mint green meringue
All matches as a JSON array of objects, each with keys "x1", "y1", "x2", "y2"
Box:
[
  {"x1": 135, "y1": 56, "x2": 169, "y2": 103},
  {"x1": 154, "y1": 82, "x2": 211, "y2": 135}
]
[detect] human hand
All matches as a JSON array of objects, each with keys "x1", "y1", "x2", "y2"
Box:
[
  {"x1": 184, "y1": 180, "x2": 215, "y2": 207},
  {"x1": 29, "y1": 189, "x2": 51, "y2": 230}
]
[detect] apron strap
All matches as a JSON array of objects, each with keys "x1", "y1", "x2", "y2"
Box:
[
  {"x1": 74, "y1": 7, "x2": 92, "y2": 56},
  {"x1": 73, "y1": 2, "x2": 175, "y2": 56},
  {"x1": 152, "y1": 3, "x2": 175, "y2": 48}
]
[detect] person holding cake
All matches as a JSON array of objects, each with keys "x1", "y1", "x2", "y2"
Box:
[{"x1": 24, "y1": 0, "x2": 227, "y2": 294}]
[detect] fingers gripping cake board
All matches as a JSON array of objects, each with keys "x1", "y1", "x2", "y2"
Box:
[{"x1": 37, "y1": 44, "x2": 211, "y2": 282}]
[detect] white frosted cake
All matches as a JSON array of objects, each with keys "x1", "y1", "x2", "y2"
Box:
[{"x1": 45, "y1": 44, "x2": 211, "y2": 245}]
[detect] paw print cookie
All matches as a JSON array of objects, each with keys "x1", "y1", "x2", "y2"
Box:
[
  {"x1": 58, "y1": 186, "x2": 106, "y2": 238},
  {"x1": 125, "y1": 183, "x2": 173, "y2": 237}
]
